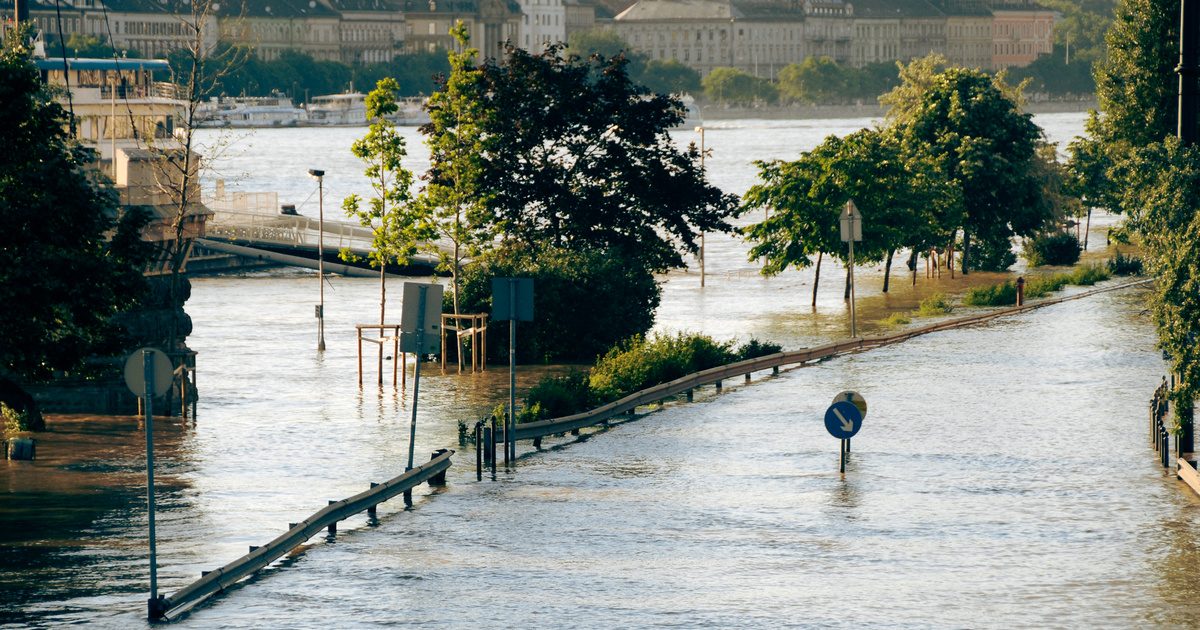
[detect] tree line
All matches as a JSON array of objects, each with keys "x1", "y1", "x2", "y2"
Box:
[{"x1": 741, "y1": 54, "x2": 1070, "y2": 305}]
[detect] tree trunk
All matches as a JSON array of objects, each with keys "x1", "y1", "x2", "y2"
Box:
[
  {"x1": 453, "y1": 233, "x2": 464, "y2": 373},
  {"x1": 961, "y1": 231, "x2": 971, "y2": 276},
  {"x1": 909, "y1": 249, "x2": 918, "y2": 286},
  {"x1": 378, "y1": 264, "x2": 386, "y2": 386},
  {"x1": 843, "y1": 264, "x2": 851, "y2": 301},
  {"x1": 882, "y1": 248, "x2": 894, "y2": 293},
  {"x1": 947, "y1": 231, "x2": 956, "y2": 279},
  {"x1": 812, "y1": 251, "x2": 822, "y2": 308}
]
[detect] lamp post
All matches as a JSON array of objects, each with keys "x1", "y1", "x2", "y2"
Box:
[
  {"x1": 308, "y1": 169, "x2": 326, "y2": 352},
  {"x1": 695, "y1": 125, "x2": 706, "y2": 287}
]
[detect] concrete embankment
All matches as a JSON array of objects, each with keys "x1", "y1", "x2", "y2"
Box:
[{"x1": 699, "y1": 99, "x2": 1096, "y2": 121}]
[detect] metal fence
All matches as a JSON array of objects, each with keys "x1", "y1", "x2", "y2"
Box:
[{"x1": 154, "y1": 449, "x2": 454, "y2": 621}]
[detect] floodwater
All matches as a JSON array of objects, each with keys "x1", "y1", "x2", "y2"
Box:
[{"x1": 6, "y1": 112, "x2": 1199, "y2": 628}]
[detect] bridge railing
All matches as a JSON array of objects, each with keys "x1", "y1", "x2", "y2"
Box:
[
  {"x1": 510, "y1": 279, "x2": 1152, "y2": 444},
  {"x1": 154, "y1": 449, "x2": 454, "y2": 621}
]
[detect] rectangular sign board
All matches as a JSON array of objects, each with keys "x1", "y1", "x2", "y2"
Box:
[
  {"x1": 840, "y1": 200, "x2": 862, "y2": 243},
  {"x1": 491, "y1": 277, "x2": 534, "y2": 322},
  {"x1": 400, "y1": 282, "x2": 443, "y2": 354}
]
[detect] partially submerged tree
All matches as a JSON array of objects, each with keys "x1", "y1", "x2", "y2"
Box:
[
  {"x1": 344, "y1": 77, "x2": 423, "y2": 382},
  {"x1": 889, "y1": 66, "x2": 1050, "y2": 273},
  {"x1": 741, "y1": 128, "x2": 946, "y2": 305},
  {"x1": 448, "y1": 41, "x2": 738, "y2": 361},
  {"x1": 418, "y1": 22, "x2": 491, "y2": 370}
]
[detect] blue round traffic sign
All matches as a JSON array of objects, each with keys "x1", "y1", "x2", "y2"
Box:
[{"x1": 824, "y1": 400, "x2": 863, "y2": 439}]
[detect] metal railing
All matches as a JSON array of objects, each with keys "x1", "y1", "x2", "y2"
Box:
[
  {"x1": 154, "y1": 449, "x2": 454, "y2": 621},
  {"x1": 506, "y1": 279, "x2": 1153, "y2": 446}
]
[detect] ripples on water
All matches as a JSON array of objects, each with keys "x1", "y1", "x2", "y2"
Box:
[{"x1": 6, "y1": 113, "x2": 1200, "y2": 628}]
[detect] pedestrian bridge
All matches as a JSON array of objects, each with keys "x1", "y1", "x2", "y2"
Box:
[{"x1": 191, "y1": 191, "x2": 442, "y2": 277}]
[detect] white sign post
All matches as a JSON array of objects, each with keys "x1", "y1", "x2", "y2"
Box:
[{"x1": 841, "y1": 200, "x2": 863, "y2": 338}]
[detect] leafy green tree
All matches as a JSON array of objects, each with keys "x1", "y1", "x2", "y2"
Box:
[
  {"x1": 741, "y1": 128, "x2": 946, "y2": 303},
  {"x1": 65, "y1": 33, "x2": 141, "y2": 59},
  {"x1": 1070, "y1": 0, "x2": 1179, "y2": 212},
  {"x1": 640, "y1": 59, "x2": 701, "y2": 95},
  {"x1": 778, "y1": 57, "x2": 846, "y2": 104},
  {"x1": 703, "y1": 66, "x2": 777, "y2": 106},
  {"x1": 0, "y1": 28, "x2": 150, "y2": 403},
  {"x1": 418, "y1": 22, "x2": 492, "y2": 368},
  {"x1": 343, "y1": 78, "x2": 423, "y2": 375},
  {"x1": 474, "y1": 44, "x2": 738, "y2": 273},
  {"x1": 890, "y1": 66, "x2": 1050, "y2": 273}
]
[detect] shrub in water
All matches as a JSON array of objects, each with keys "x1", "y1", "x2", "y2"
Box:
[
  {"x1": 882, "y1": 313, "x2": 911, "y2": 326},
  {"x1": 917, "y1": 293, "x2": 954, "y2": 316},
  {"x1": 589, "y1": 332, "x2": 736, "y2": 403},
  {"x1": 734, "y1": 337, "x2": 783, "y2": 361},
  {"x1": 1069, "y1": 264, "x2": 1110, "y2": 286},
  {"x1": 964, "y1": 282, "x2": 1017, "y2": 306},
  {"x1": 522, "y1": 370, "x2": 592, "y2": 422},
  {"x1": 1023, "y1": 274, "x2": 1069, "y2": 298},
  {"x1": 1022, "y1": 232, "x2": 1081, "y2": 267},
  {"x1": 1107, "y1": 251, "x2": 1143, "y2": 276},
  {"x1": 968, "y1": 234, "x2": 1017, "y2": 271}
]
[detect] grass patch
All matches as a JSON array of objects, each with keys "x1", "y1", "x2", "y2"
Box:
[
  {"x1": 917, "y1": 293, "x2": 954, "y2": 316},
  {"x1": 882, "y1": 313, "x2": 912, "y2": 326},
  {"x1": 963, "y1": 281, "x2": 1018, "y2": 306},
  {"x1": 962, "y1": 263, "x2": 1111, "y2": 307}
]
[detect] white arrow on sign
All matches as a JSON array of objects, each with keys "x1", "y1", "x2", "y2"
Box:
[{"x1": 832, "y1": 407, "x2": 854, "y2": 432}]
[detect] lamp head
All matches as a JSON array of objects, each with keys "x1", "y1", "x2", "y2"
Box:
[{"x1": 307, "y1": 169, "x2": 324, "y2": 179}]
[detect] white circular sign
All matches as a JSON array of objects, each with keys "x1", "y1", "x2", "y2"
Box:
[
  {"x1": 832, "y1": 390, "x2": 867, "y2": 419},
  {"x1": 123, "y1": 348, "x2": 174, "y2": 397}
]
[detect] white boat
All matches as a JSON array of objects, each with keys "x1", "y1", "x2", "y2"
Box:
[
  {"x1": 304, "y1": 92, "x2": 368, "y2": 126},
  {"x1": 198, "y1": 94, "x2": 307, "y2": 128}
]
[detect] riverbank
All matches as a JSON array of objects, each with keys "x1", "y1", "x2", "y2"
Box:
[{"x1": 699, "y1": 98, "x2": 1096, "y2": 121}]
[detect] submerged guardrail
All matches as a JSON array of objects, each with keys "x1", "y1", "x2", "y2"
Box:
[
  {"x1": 507, "y1": 279, "x2": 1153, "y2": 446},
  {"x1": 154, "y1": 449, "x2": 454, "y2": 621}
]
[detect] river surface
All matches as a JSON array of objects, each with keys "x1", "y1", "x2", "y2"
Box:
[{"x1": 6, "y1": 113, "x2": 1200, "y2": 628}]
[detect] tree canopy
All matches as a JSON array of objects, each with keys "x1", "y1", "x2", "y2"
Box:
[
  {"x1": 473, "y1": 43, "x2": 738, "y2": 272},
  {"x1": 0, "y1": 29, "x2": 150, "y2": 383}
]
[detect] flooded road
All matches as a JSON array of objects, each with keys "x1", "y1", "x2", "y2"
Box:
[{"x1": 6, "y1": 113, "x2": 1198, "y2": 627}]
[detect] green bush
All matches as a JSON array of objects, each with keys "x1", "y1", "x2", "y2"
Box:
[
  {"x1": 521, "y1": 370, "x2": 593, "y2": 423},
  {"x1": 968, "y1": 235, "x2": 1017, "y2": 271},
  {"x1": 963, "y1": 281, "x2": 1018, "y2": 306},
  {"x1": 1069, "y1": 264, "x2": 1110, "y2": 286},
  {"x1": 588, "y1": 332, "x2": 736, "y2": 403},
  {"x1": 882, "y1": 313, "x2": 911, "y2": 326},
  {"x1": 734, "y1": 337, "x2": 783, "y2": 361},
  {"x1": 1023, "y1": 274, "x2": 1069, "y2": 298},
  {"x1": 917, "y1": 293, "x2": 954, "y2": 316},
  {"x1": 1023, "y1": 231, "x2": 1082, "y2": 267},
  {"x1": 455, "y1": 245, "x2": 661, "y2": 363},
  {"x1": 1, "y1": 403, "x2": 27, "y2": 439},
  {"x1": 1108, "y1": 250, "x2": 1144, "y2": 275}
]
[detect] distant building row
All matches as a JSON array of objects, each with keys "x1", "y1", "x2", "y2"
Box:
[
  {"x1": 7, "y1": 0, "x2": 1051, "y2": 73},
  {"x1": 611, "y1": 0, "x2": 1055, "y2": 76},
  {"x1": 9, "y1": 0, "x2": 599, "y2": 64}
]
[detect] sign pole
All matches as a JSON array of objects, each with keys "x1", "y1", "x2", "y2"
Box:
[
  {"x1": 508, "y1": 279, "x2": 517, "y2": 468},
  {"x1": 849, "y1": 237, "x2": 857, "y2": 338},
  {"x1": 407, "y1": 285, "x2": 427, "y2": 472},
  {"x1": 143, "y1": 350, "x2": 158, "y2": 614}
]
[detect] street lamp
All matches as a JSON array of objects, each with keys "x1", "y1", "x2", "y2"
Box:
[
  {"x1": 695, "y1": 125, "x2": 706, "y2": 287},
  {"x1": 308, "y1": 168, "x2": 326, "y2": 352}
]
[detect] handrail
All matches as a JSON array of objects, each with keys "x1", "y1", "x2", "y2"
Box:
[
  {"x1": 513, "y1": 279, "x2": 1152, "y2": 442},
  {"x1": 156, "y1": 449, "x2": 454, "y2": 621}
]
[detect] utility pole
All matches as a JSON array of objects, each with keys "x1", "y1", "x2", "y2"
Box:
[{"x1": 308, "y1": 169, "x2": 326, "y2": 352}]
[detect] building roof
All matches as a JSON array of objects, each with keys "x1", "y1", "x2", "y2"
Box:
[
  {"x1": 322, "y1": 0, "x2": 401, "y2": 12},
  {"x1": 615, "y1": 0, "x2": 739, "y2": 21},
  {"x1": 216, "y1": 0, "x2": 340, "y2": 19},
  {"x1": 400, "y1": 0, "x2": 519, "y2": 14},
  {"x1": 850, "y1": 0, "x2": 943, "y2": 19},
  {"x1": 35, "y1": 57, "x2": 172, "y2": 72}
]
